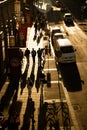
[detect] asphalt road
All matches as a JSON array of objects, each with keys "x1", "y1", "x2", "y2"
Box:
[{"x1": 46, "y1": 1, "x2": 87, "y2": 129}]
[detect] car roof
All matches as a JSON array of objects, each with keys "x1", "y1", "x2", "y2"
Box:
[
  {"x1": 54, "y1": 33, "x2": 63, "y2": 36},
  {"x1": 64, "y1": 13, "x2": 72, "y2": 17},
  {"x1": 57, "y1": 38, "x2": 72, "y2": 47},
  {"x1": 53, "y1": 33, "x2": 64, "y2": 38},
  {"x1": 51, "y1": 26, "x2": 61, "y2": 31}
]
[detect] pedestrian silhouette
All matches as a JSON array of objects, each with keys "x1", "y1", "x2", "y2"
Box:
[
  {"x1": 31, "y1": 48, "x2": 36, "y2": 63},
  {"x1": 37, "y1": 48, "x2": 42, "y2": 59},
  {"x1": 24, "y1": 48, "x2": 30, "y2": 63},
  {"x1": 37, "y1": 48, "x2": 43, "y2": 66}
]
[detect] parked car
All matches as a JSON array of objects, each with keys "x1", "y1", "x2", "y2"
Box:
[
  {"x1": 52, "y1": 33, "x2": 64, "y2": 46},
  {"x1": 63, "y1": 13, "x2": 74, "y2": 26},
  {"x1": 51, "y1": 26, "x2": 62, "y2": 44}
]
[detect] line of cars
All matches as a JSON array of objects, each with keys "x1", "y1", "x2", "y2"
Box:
[{"x1": 50, "y1": 26, "x2": 76, "y2": 64}]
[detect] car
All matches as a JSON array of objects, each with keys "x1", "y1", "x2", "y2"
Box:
[
  {"x1": 63, "y1": 13, "x2": 74, "y2": 26},
  {"x1": 51, "y1": 26, "x2": 62, "y2": 45},
  {"x1": 51, "y1": 26, "x2": 62, "y2": 35},
  {"x1": 52, "y1": 33, "x2": 64, "y2": 46},
  {"x1": 53, "y1": 38, "x2": 76, "y2": 63},
  {"x1": 53, "y1": 33, "x2": 64, "y2": 39}
]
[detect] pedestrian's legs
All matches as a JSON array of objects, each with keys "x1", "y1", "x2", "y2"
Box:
[{"x1": 33, "y1": 56, "x2": 35, "y2": 63}]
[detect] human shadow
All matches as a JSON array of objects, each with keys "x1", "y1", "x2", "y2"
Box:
[
  {"x1": 0, "y1": 78, "x2": 22, "y2": 130},
  {"x1": 35, "y1": 65, "x2": 47, "y2": 93},
  {"x1": 35, "y1": 66, "x2": 41, "y2": 93},
  {"x1": 20, "y1": 98, "x2": 35, "y2": 130},
  {"x1": 7, "y1": 99, "x2": 22, "y2": 130},
  {"x1": 0, "y1": 78, "x2": 19, "y2": 111},
  {"x1": 26, "y1": 62, "x2": 35, "y2": 99},
  {"x1": 20, "y1": 63, "x2": 29, "y2": 95},
  {"x1": 29, "y1": 63, "x2": 35, "y2": 86}
]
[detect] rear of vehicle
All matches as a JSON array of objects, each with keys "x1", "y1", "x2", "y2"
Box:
[
  {"x1": 64, "y1": 13, "x2": 74, "y2": 26},
  {"x1": 51, "y1": 26, "x2": 62, "y2": 45},
  {"x1": 54, "y1": 38, "x2": 76, "y2": 63},
  {"x1": 53, "y1": 33, "x2": 64, "y2": 46}
]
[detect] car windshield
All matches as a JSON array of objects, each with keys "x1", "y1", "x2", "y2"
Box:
[
  {"x1": 53, "y1": 29, "x2": 61, "y2": 33},
  {"x1": 60, "y1": 46, "x2": 74, "y2": 53},
  {"x1": 66, "y1": 15, "x2": 72, "y2": 18}
]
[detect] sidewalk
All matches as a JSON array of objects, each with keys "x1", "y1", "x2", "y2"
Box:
[{"x1": 0, "y1": 24, "x2": 52, "y2": 130}]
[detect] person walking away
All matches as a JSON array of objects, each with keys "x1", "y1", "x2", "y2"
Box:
[
  {"x1": 37, "y1": 48, "x2": 42, "y2": 67},
  {"x1": 31, "y1": 48, "x2": 36, "y2": 63},
  {"x1": 24, "y1": 48, "x2": 30, "y2": 64}
]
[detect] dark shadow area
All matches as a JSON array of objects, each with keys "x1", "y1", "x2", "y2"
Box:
[
  {"x1": 38, "y1": 102, "x2": 48, "y2": 130},
  {"x1": 35, "y1": 65, "x2": 47, "y2": 93},
  {"x1": 20, "y1": 63, "x2": 29, "y2": 95},
  {"x1": 0, "y1": 80, "x2": 19, "y2": 111},
  {"x1": 21, "y1": 98, "x2": 35, "y2": 130},
  {"x1": 47, "y1": 72, "x2": 51, "y2": 88},
  {"x1": 27, "y1": 63, "x2": 35, "y2": 98},
  {"x1": 7, "y1": 100, "x2": 22, "y2": 130},
  {"x1": 47, "y1": 9, "x2": 63, "y2": 23},
  {"x1": 64, "y1": 21, "x2": 75, "y2": 27},
  {"x1": 0, "y1": 79, "x2": 22, "y2": 130},
  {"x1": 58, "y1": 63, "x2": 82, "y2": 92},
  {"x1": 8, "y1": 96, "x2": 22, "y2": 116},
  {"x1": 0, "y1": 74, "x2": 7, "y2": 91},
  {"x1": 61, "y1": 0, "x2": 82, "y2": 20},
  {"x1": 29, "y1": 63, "x2": 35, "y2": 86},
  {"x1": 35, "y1": 66, "x2": 41, "y2": 93}
]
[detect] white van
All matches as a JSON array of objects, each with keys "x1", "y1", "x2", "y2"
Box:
[{"x1": 54, "y1": 38, "x2": 76, "y2": 63}]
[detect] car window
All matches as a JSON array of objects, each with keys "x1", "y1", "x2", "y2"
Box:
[{"x1": 60, "y1": 46, "x2": 74, "y2": 53}]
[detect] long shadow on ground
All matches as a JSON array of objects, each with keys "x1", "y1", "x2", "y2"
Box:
[{"x1": 58, "y1": 63, "x2": 82, "y2": 92}]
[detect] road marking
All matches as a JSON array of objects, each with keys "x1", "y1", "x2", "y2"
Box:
[
  {"x1": 45, "y1": 58, "x2": 55, "y2": 61},
  {"x1": 44, "y1": 68, "x2": 57, "y2": 71},
  {"x1": 44, "y1": 98, "x2": 67, "y2": 103}
]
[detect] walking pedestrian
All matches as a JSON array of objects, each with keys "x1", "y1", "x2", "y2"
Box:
[
  {"x1": 37, "y1": 48, "x2": 42, "y2": 59},
  {"x1": 31, "y1": 48, "x2": 36, "y2": 63},
  {"x1": 24, "y1": 48, "x2": 30, "y2": 64},
  {"x1": 37, "y1": 48, "x2": 42, "y2": 66},
  {"x1": 34, "y1": 20, "x2": 38, "y2": 35}
]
